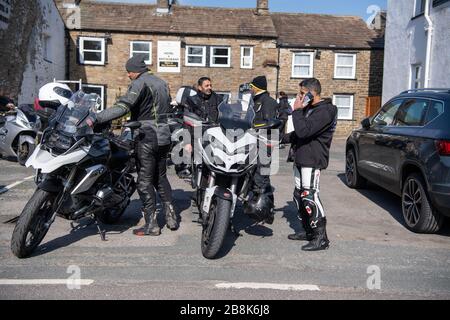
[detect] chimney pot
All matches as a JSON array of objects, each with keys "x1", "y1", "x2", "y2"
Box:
[{"x1": 256, "y1": 0, "x2": 269, "y2": 15}]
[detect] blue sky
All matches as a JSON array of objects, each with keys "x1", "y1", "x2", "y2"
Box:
[{"x1": 96, "y1": 0, "x2": 387, "y2": 19}]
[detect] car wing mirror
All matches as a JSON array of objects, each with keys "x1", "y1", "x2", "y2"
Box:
[{"x1": 361, "y1": 117, "x2": 372, "y2": 130}]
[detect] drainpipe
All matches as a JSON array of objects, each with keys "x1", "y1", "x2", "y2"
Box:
[{"x1": 424, "y1": 0, "x2": 433, "y2": 88}]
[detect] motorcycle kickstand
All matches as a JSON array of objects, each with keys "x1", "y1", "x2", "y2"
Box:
[
  {"x1": 230, "y1": 219, "x2": 242, "y2": 237},
  {"x1": 93, "y1": 217, "x2": 107, "y2": 241}
]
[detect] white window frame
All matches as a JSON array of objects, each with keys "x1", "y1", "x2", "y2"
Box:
[
  {"x1": 333, "y1": 94, "x2": 354, "y2": 120},
  {"x1": 210, "y1": 46, "x2": 231, "y2": 68},
  {"x1": 185, "y1": 45, "x2": 206, "y2": 67},
  {"x1": 79, "y1": 36, "x2": 105, "y2": 65},
  {"x1": 82, "y1": 84, "x2": 105, "y2": 111},
  {"x1": 291, "y1": 52, "x2": 314, "y2": 78},
  {"x1": 130, "y1": 41, "x2": 152, "y2": 65},
  {"x1": 334, "y1": 53, "x2": 356, "y2": 79},
  {"x1": 240, "y1": 46, "x2": 253, "y2": 69}
]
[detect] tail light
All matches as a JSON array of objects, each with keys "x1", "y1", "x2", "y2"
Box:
[{"x1": 436, "y1": 140, "x2": 450, "y2": 156}]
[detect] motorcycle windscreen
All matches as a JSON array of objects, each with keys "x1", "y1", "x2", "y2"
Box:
[
  {"x1": 54, "y1": 90, "x2": 98, "y2": 137},
  {"x1": 217, "y1": 99, "x2": 255, "y2": 131}
]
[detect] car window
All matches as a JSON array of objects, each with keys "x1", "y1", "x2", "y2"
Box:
[
  {"x1": 372, "y1": 99, "x2": 403, "y2": 126},
  {"x1": 424, "y1": 100, "x2": 444, "y2": 124},
  {"x1": 395, "y1": 98, "x2": 429, "y2": 126}
]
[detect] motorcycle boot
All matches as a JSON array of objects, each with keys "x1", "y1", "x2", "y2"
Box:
[
  {"x1": 301, "y1": 217, "x2": 330, "y2": 251},
  {"x1": 164, "y1": 202, "x2": 179, "y2": 230},
  {"x1": 133, "y1": 209, "x2": 161, "y2": 236},
  {"x1": 288, "y1": 188, "x2": 314, "y2": 241}
]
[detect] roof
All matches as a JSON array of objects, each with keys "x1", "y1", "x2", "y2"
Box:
[
  {"x1": 75, "y1": 1, "x2": 278, "y2": 38},
  {"x1": 271, "y1": 13, "x2": 384, "y2": 49},
  {"x1": 59, "y1": 1, "x2": 384, "y2": 49}
]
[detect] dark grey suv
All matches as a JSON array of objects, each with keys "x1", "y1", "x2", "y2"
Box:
[{"x1": 345, "y1": 89, "x2": 450, "y2": 233}]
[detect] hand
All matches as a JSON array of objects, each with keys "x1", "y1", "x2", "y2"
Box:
[
  {"x1": 293, "y1": 94, "x2": 305, "y2": 111},
  {"x1": 86, "y1": 114, "x2": 97, "y2": 128}
]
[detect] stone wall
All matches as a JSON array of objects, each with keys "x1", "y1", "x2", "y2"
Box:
[
  {"x1": 278, "y1": 48, "x2": 384, "y2": 136},
  {"x1": 0, "y1": 0, "x2": 66, "y2": 104},
  {"x1": 68, "y1": 31, "x2": 279, "y2": 108}
]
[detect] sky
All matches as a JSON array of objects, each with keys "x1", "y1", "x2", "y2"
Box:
[{"x1": 96, "y1": 0, "x2": 388, "y2": 20}]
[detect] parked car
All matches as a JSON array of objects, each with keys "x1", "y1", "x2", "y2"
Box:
[{"x1": 345, "y1": 88, "x2": 450, "y2": 233}]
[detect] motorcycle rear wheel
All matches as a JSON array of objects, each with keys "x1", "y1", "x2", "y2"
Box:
[
  {"x1": 11, "y1": 189, "x2": 56, "y2": 258},
  {"x1": 201, "y1": 198, "x2": 231, "y2": 259}
]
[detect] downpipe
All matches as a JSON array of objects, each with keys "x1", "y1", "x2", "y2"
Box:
[{"x1": 424, "y1": 0, "x2": 433, "y2": 88}]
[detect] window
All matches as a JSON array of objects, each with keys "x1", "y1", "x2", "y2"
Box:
[
  {"x1": 411, "y1": 65, "x2": 422, "y2": 89},
  {"x1": 241, "y1": 46, "x2": 253, "y2": 69},
  {"x1": 334, "y1": 53, "x2": 356, "y2": 79},
  {"x1": 373, "y1": 99, "x2": 403, "y2": 126},
  {"x1": 425, "y1": 100, "x2": 444, "y2": 123},
  {"x1": 210, "y1": 47, "x2": 230, "y2": 67},
  {"x1": 333, "y1": 95, "x2": 354, "y2": 120},
  {"x1": 415, "y1": 0, "x2": 426, "y2": 16},
  {"x1": 395, "y1": 99, "x2": 429, "y2": 126},
  {"x1": 130, "y1": 41, "x2": 152, "y2": 65},
  {"x1": 185, "y1": 45, "x2": 206, "y2": 67},
  {"x1": 43, "y1": 35, "x2": 51, "y2": 62},
  {"x1": 81, "y1": 84, "x2": 105, "y2": 111},
  {"x1": 79, "y1": 37, "x2": 105, "y2": 65},
  {"x1": 292, "y1": 52, "x2": 314, "y2": 78}
]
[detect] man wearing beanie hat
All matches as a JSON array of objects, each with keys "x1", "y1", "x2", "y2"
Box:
[
  {"x1": 249, "y1": 75, "x2": 278, "y2": 223},
  {"x1": 90, "y1": 54, "x2": 179, "y2": 236}
]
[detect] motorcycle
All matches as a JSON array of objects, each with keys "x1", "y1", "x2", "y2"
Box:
[
  {"x1": 187, "y1": 98, "x2": 281, "y2": 259},
  {"x1": 0, "y1": 104, "x2": 41, "y2": 165},
  {"x1": 11, "y1": 91, "x2": 139, "y2": 258}
]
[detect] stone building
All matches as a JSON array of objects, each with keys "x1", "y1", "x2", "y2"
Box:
[
  {"x1": 0, "y1": 0, "x2": 66, "y2": 105},
  {"x1": 55, "y1": 0, "x2": 384, "y2": 134}
]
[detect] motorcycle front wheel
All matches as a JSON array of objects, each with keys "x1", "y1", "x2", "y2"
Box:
[
  {"x1": 11, "y1": 189, "x2": 56, "y2": 258},
  {"x1": 17, "y1": 141, "x2": 35, "y2": 166},
  {"x1": 201, "y1": 198, "x2": 231, "y2": 259}
]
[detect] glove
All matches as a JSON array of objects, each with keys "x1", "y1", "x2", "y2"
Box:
[{"x1": 85, "y1": 113, "x2": 97, "y2": 128}]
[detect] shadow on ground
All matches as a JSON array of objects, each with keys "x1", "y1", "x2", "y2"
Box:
[{"x1": 337, "y1": 173, "x2": 450, "y2": 237}]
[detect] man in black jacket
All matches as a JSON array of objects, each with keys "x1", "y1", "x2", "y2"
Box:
[
  {"x1": 187, "y1": 77, "x2": 223, "y2": 123},
  {"x1": 286, "y1": 78, "x2": 337, "y2": 251},
  {"x1": 88, "y1": 55, "x2": 178, "y2": 236},
  {"x1": 249, "y1": 76, "x2": 278, "y2": 223}
]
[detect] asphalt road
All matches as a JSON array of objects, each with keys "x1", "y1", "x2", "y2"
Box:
[{"x1": 0, "y1": 138, "x2": 449, "y2": 300}]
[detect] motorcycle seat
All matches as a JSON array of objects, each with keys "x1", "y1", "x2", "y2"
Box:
[{"x1": 110, "y1": 137, "x2": 134, "y2": 152}]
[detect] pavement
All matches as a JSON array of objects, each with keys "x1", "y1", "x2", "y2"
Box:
[{"x1": 0, "y1": 138, "x2": 449, "y2": 300}]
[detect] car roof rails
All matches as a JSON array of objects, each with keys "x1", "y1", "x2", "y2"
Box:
[{"x1": 401, "y1": 88, "x2": 450, "y2": 94}]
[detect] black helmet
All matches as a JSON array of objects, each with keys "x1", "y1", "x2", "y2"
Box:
[{"x1": 243, "y1": 193, "x2": 274, "y2": 224}]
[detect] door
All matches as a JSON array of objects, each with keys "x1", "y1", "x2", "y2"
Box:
[
  {"x1": 380, "y1": 98, "x2": 430, "y2": 193},
  {"x1": 358, "y1": 99, "x2": 403, "y2": 184}
]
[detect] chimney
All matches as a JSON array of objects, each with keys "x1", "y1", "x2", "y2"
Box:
[
  {"x1": 256, "y1": 0, "x2": 269, "y2": 15},
  {"x1": 156, "y1": 0, "x2": 170, "y2": 14}
]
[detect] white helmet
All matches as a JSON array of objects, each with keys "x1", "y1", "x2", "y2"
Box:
[{"x1": 38, "y1": 82, "x2": 73, "y2": 108}]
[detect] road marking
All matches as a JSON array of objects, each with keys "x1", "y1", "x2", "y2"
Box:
[
  {"x1": 0, "y1": 279, "x2": 94, "y2": 286},
  {"x1": 0, "y1": 175, "x2": 34, "y2": 194},
  {"x1": 215, "y1": 282, "x2": 320, "y2": 291}
]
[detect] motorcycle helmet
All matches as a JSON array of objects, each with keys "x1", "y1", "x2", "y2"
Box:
[
  {"x1": 243, "y1": 193, "x2": 274, "y2": 224},
  {"x1": 175, "y1": 86, "x2": 197, "y2": 107},
  {"x1": 38, "y1": 82, "x2": 73, "y2": 109}
]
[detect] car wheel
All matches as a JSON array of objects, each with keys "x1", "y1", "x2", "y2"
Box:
[
  {"x1": 345, "y1": 149, "x2": 366, "y2": 188},
  {"x1": 402, "y1": 173, "x2": 444, "y2": 233}
]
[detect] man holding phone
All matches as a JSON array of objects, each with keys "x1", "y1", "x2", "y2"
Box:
[{"x1": 285, "y1": 78, "x2": 337, "y2": 251}]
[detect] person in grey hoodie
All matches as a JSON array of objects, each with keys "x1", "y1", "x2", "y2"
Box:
[{"x1": 88, "y1": 54, "x2": 178, "y2": 236}]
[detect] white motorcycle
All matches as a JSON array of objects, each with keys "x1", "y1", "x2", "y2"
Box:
[
  {"x1": 11, "y1": 91, "x2": 139, "y2": 258},
  {"x1": 187, "y1": 99, "x2": 281, "y2": 259}
]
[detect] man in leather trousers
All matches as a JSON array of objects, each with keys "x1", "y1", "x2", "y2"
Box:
[{"x1": 88, "y1": 55, "x2": 178, "y2": 236}]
